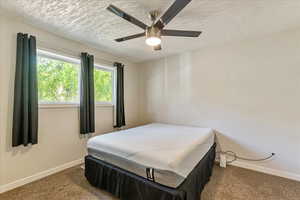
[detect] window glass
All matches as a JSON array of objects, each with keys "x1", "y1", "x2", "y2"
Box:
[
  {"x1": 94, "y1": 67, "x2": 113, "y2": 103},
  {"x1": 37, "y1": 56, "x2": 79, "y2": 103}
]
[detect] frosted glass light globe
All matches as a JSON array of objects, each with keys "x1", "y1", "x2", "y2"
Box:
[{"x1": 145, "y1": 37, "x2": 161, "y2": 46}]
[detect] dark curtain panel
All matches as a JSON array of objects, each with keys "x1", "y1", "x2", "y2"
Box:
[
  {"x1": 80, "y1": 53, "x2": 95, "y2": 134},
  {"x1": 114, "y1": 62, "x2": 126, "y2": 128},
  {"x1": 12, "y1": 33, "x2": 38, "y2": 147}
]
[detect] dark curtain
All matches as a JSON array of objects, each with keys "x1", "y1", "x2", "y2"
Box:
[
  {"x1": 114, "y1": 62, "x2": 126, "y2": 128},
  {"x1": 12, "y1": 33, "x2": 38, "y2": 147},
  {"x1": 80, "y1": 53, "x2": 95, "y2": 134}
]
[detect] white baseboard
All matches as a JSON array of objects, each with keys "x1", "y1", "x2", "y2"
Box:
[
  {"x1": 230, "y1": 161, "x2": 300, "y2": 182},
  {"x1": 0, "y1": 158, "x2": 84, "y2": 194},
  {"x1": 1, "y1": 158, "x2": 299, "y2": 194}
]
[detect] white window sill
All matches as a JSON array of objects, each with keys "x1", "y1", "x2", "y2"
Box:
[
  {"x1": 39, "y1": 103, "x2": 114, "y2": 109},
  {"x1": 96, "y1": 102, "x2": 114, "y2": 107},
  {"x1": 39, "y1": 103, "x2": 78, "y2": 109}
]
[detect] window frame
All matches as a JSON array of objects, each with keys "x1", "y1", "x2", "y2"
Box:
[{"x1": 37, "y1": 49, "x2": 116, "y2": 109}]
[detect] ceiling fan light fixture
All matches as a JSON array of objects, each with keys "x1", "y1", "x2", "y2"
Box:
[
  {"x1": 146, "y1": 37, "x2": 161, "y2": 46},
  {"x1": 145, "y1": 27, "x2": 161, "y2": 46},
  {"x1": 108, "y1": 0, "x2": 201, "y2": 51}
]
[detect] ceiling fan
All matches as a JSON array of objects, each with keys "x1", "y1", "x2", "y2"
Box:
[{"x1": 107, "y1": 0, "x2": 201, "y2": 51}]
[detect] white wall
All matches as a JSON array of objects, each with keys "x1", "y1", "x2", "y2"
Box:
[
  {"x1": 139, "y1": 28, "x2": 300, "y2": 180},
  {"x1": 0, "y1": 14, "x2": 142, "y2": 189}
]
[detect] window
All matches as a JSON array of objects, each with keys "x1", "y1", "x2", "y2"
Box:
[
  {"x1": 37, "y1": 50, "x2": 115, "y2": 106},
  {"x1": 94, "y1": 65, "x2": 115, "y2": 104},
  {"x1": 37, "y1": 50, "x2": 80, "y2": 104}
]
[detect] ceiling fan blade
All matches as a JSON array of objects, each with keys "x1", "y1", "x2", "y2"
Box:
[
  {"x1": 153, "y1": 44, "x2": 162, "y2": 51},
  {"x1": 161, "y1": 29, "x2": 201, "y2": 37},
  {"x1": 107, "y1": 4, "x2": 148, "y2": 30},
  {"x1": 154, "y1": 0, "x2": 191, "y2": 29},
  {"x1": 115, "y1": 32, "x2": 145, "y2": 42}
]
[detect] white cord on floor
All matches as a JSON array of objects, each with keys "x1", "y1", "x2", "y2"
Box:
[{"x1": 217, "y1": 151, "x2": 275, "y2": 164}]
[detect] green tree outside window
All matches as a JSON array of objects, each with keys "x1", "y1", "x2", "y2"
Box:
[
  {"x1": 37, "y1": 56, "x2": 113, "y2": 103},
  {"x1": 94, "y1": 68, "x2": 113, "y2": 102}
]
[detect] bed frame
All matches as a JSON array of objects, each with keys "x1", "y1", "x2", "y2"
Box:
[{"x1": 85, "y1": 143, "x2": 216, "y2": 200}]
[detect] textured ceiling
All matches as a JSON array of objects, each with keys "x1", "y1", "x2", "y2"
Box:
[{"x1": 1, "y1": 0, "x2": 300, "y2": 62}]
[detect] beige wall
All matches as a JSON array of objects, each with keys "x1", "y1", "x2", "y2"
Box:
[
  {"x1": 0, "y1": 14, "x2": 5, "y2": 187},
  {"x1": 0, "y1": 15, "x2": 141, "y2": 187},
  {"x1": 139, "y1": 28, "x2": 300, "y2": 179}
]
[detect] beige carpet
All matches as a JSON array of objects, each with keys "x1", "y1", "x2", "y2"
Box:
[{"x1": 1, "y1": 165, "x2": 300, "y2": 200}]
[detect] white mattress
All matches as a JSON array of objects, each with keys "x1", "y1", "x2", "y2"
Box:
[{"x1": 87, "y1": 123, "x2": 215, "y2": 188}]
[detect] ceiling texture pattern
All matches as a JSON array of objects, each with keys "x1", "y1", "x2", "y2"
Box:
[{"x1": 1, "y1": 0, "x2": 300, "y2": 62}]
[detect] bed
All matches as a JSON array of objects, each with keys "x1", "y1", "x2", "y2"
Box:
[{"x1": 85, "y1": 123, "x2": 216, "y2": 200}]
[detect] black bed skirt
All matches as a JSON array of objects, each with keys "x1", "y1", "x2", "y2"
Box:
[{"x1": 85, "y1": 143, "x2": 216, "y2": 200}]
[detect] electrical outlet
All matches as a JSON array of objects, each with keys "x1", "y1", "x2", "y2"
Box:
[{"x1": 220, "y1": 153, "x2": 227, "y2": 168}]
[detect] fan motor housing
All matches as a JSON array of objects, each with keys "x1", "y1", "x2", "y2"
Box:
[{"x1": 146, "y1": 26, "x2": 161, "y2": 39}]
